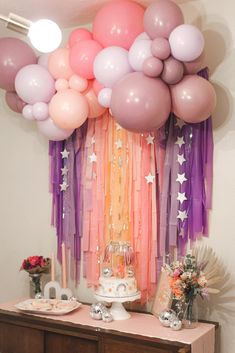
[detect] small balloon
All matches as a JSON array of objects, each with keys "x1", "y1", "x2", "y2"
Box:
[
  {"x1": 33, "y1": 102, "x2": 49, "y2": 121},
  {"x1": 48, "y1": 48, "x2": 73, "y2": 79},
  {"x1": 170, "y1": 75, "x2": 216, "y2": 123},
  {"x1": 98, "y1": 88, "x2": 112, "y2": 108},
  {"x1": 68, "y1": 28, "x2": 93, "y2": 48},
  {"x1": 37, "y1": 117, "x2": 74, "y2": 141},
  {"x1": 55, "y1": 78, "x2": 69, "y2": 91},
  {"x1": 5, "y1": 91, "x2": 25, "y2": 114},
  {"x1": 128, "y1": 39, "x2": 152, "y2": 72},
  {"x1": 22, "y1": 105, "x2": 35, "y2": 121},
  {"x1": 151, "y1": 38, "x2": 171, "y2": 60},
  {"x1": 143, "y1": 57, "x2": 163, "y2": 77},
  {"x1": 169, "y1": 24, "x2": 205, "y2": 62},
  {"x1": 144, "y1": 0, "x2": 184, "y2": 39},
  {"x1": 161, "y1": 57, "x2": 184, "y2": 85},
  {"x1": 84, "y1": 86, "x2": 106, "y2": 118},
  {"x1": 69, "y1": 74, "x2": 88, "y2": 92}
]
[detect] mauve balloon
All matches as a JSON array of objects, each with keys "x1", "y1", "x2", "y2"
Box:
[
  {"x1": 5, "y1": 91, "x2": 25, "y2": 114},
  {"x1": 110, "y1": 72, "x2": 171, "y2": 133},
  {"x1": 161, "y1": 57, "x2": 184, "y2": 85},
  {"x1": 170, "y1": 75, "x2": 216, "y2": 123},
  {"x1": 0, "y1": 37, "x2": 37, "y2": 91}
]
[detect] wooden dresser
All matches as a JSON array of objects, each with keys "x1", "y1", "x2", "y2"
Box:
[{"x1": 0, "y1": 301, "x2": 216, "y2": 353}]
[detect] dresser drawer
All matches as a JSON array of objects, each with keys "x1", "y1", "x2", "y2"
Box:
[{"x1": 45, "y1": 332, "x2": 98, "y2": 353}]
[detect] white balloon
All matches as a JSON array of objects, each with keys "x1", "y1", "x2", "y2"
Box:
[
  {"x1": 134, "y1": 32, "x2": 151, "y2": 42},
  {"x1": 93, "y1": 46, "x2": 132, "y2": 88},
  {"x1": 128, "y1": 39, "x2": 152, "y2": 71},
  {"x1": 37, "y1": 117, "x2": 74, "y2": 141},
  {"x1": 22, "y1": 104, "x2": 35, "y2": 121},
  {"x1": 98, "y1": 88, "x2": 112, "y2": 108}
]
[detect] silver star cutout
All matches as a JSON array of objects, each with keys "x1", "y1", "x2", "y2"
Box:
[
  {"x1": 91, "y1": 136, "x2": 96, "y2": 144},
  {"x1": 61, "y1": 166, "x2": 69, "y2": 176},
  {"x1": 177, "y1": 210, "x2": 188, "y2": 222},
  {"x1": 146, "y1": 134, "x2": 155, "y2": 145},
  {"x1": 145, "y1": 173, "x2": 155, "y2": 184},
  {"x1": 175, "y1": 136, "x2": 185, "y2": 148},
  {"x1": 176, "y1": 173, "x2": 187, "y2": 185},
  {"x1": 115, "y1": 139, "x2": 123, "y2": 149},
  {"x1": 60, "y1": 181, "x2": 69, "y2": 191},
  {"x1": 177, "y1": 153, "x2": 186, "y2": 166},
  {"x1": 116, "y1": 123, "x2": 122, "y2": 131},
  {"x1": 89, "y1": 152, "x2": 97, "y2": 163},
  {"x1": 175, "y1": 119, "x2": 186, "y2": 129},
  {"x1": 61, "y1": 149, "x2": 70, "y2": 159},
  {"x1": 177, "y1": 192, "x2": 187, "y2": 204}
]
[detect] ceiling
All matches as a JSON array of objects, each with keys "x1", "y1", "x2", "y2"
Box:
[{"x1": 0, "y1": 0, "x2": 189, "y2": 36}]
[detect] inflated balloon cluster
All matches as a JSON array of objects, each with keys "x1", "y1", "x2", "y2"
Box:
[
  {"x1": 90, "y1": 302, "x2": 113, "y2": 322},
  {"x1": 0, "y1": 0, "x2": 216, "y2": 140},
  {"x1": 159, "y1": 309, "x2": 182, "y2": 331}
]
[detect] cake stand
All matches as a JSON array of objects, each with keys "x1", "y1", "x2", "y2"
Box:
[{"x1": 94, "y1": 292, "x2": 141, "y2": 320}]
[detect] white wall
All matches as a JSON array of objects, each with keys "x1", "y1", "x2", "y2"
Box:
[{"x1": 0, "y1": 0, "x2": 235, "y2": 352}]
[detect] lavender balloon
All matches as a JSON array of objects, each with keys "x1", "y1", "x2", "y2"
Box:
[
  {"x1": 33, "y1": 102, "x2": 49, "y2": 121},
  {"x1": 98, "y1": 88, "x2": 112, "y2": 108},
  {"x1": 128, "y1": 39, "x2": 152, "y2": 72},
  {"x1": 15, "y1": 64, "x2": 55, "y2": 105},
  {"x1": 22, "y1": 105, "x2": 35, "y2": 121},
  {"x1": 110, "y1": 72, "x2": 171, "y2": 133},
  {"x1": 37, "y1": 117, "x2": 74, "y2": 141}
]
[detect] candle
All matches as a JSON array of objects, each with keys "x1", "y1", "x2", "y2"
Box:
[
  {"x1": 51, "y1": 252, "x2": 55, "y2": 282},
  {"x1": 61, "y1": 243, "x2": 67, "y2": 288}
]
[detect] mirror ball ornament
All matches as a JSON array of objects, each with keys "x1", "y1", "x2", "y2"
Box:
[
  {"x1": 90, "y1": 303, "x2": 113, "y2": 322},
  {"x1": 103, "y1": 267, "x2": 113, "y2": 277},
  {"x1": 159, "y1": 309, "x2": 177, "y2": 327},
  {"x1": 170, "y1": 318, "x2": 182, "y2": 331}
]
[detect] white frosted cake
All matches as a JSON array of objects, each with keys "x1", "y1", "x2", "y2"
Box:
[{"x1": 97, "y1": 276, "x2": 138, "y2": 298}]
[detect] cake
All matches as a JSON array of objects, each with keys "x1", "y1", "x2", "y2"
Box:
[{"x1": 97, "y1": 276, "x2": 138, "y2": 298}]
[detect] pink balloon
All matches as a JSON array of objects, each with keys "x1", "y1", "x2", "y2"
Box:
[
  {"x1": 48, "y1": 48, "x2": 73, "y2": 80},
  {"x1": 183, "y1": 52, "x2": 205, "y2": 74},
  {"x1": 111, "y1": 72, "x2": 171, "y2": 132},
  {"x1": 5, "y1": 91, "x2": 25, "y2": 114},
  {"x1": 33, "y1": 102, "x2": 49, "y2": 121},
  {"x1": 0, "y1": 37, "x2": 37, "y2": 91},
  {"x1": 144, "y1": 0, "x2": 184, "y2": 39},
  {"x1": 37, "y1": 117, "x2": 74, "y2": 141},
  {"x1": 69, "y1": 74, "x2": 88, "y2": 92},
  {"x1": 151, "y1": 38, "x2": 171, "y2": 60},
  {"x1": 93, "y1": 1, "x2": 145, "y2": 49},
  {"x1": 55, "y1": 78, "x2": 69, "y2": 91},
  {"x1": 161, "y1": 57, "x2": 184, "y2": 85},
  {"x1": 15, "y1": 64, "x2": 55, "y2": 104},
  {"x1": 93, "y1": 79, "x2": 104, "y2": 96},
  {"x1": 169, "y1": 24, "x2": 205, "y2": 62},
  {"x1": 70, "y1": 39, "x2": 102, "y2": 79},
  {"x1": 171, "y1": 75, "x2": 216, "y2": 123},
  {"x1": 49, "y1": 89, "x2": 89, "y2": 129},
  {"x1": 22, "y1": 105, "x2": 34, "y2": 121},
  {"x1": 84, "y1": 86, "x2": 106, "y2": 118},
  {"x1": 143, "y1": 57, "x2": 163, "y2": 77},
  {"x1": 68, "y1": 28, "x2": 93, "y2": 48}
]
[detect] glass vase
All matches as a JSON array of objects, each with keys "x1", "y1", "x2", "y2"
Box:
[
  {"x1": 182, "y1": 297, "x2": 198, "y2": 329},
  {"x1": 29, "y1": 273, "x2": 42, "y2": 298}
]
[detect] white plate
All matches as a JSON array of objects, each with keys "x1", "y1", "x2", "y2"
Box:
[{"x1": 15, "y1": 299, "x2": 82, "y2": 316}]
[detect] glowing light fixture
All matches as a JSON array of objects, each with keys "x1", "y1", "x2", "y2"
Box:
[{"x1": 0, "y1": 13, "x2": 62, "y2": 53}]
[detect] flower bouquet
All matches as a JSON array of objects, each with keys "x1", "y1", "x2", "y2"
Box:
[{"x1": 20, "y1": 256, "x2": 51, "y2": 296}]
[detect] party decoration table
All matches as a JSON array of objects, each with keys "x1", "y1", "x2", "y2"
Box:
[{"x1": 0, "y1": 299, "x2": 216, "y2": 353}]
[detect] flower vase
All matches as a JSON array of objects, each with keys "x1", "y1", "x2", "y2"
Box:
[
  {"x1": 182, "y1": 297, "x2": 198, "y2": 329},
  {"x1": 29, "y1": 273, "x2": 42, "y2": 298}
]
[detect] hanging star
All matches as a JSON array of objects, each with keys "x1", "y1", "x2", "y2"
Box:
[
  {"x1": 61, "y1": 149, "x2": 70, "y2": 159},
  {"x1": 60, "y1": 181, "x2": 69, "y2": 191},
  {"x1": 175, "y1": 119, "x2": 186, "y2": 129},
  {"x1": 176, "y1": 173, "x2": 187, "y2": 185},
  {"x1": 146, "y1": 134, "x2": 155, "y2": 145},
  {"x1": 116, "y1": 123, "x2": 122, "y2": 131},
  {"x1": 115, "y1": 139, "x2": 123, "y2": 149},
  {"x1": 89, "y1": 152, "x2": 97, "y2": 163},
  {"x1": 177, "y1": 210, "x2": 188, "y2": 222},
  {"x1": 175, "y1": 136, "x2": 185, "y2": 148},
  {"x1": 91, "y1": 136, "x2": 96, "y2": 144},
  {"x1": 177, "y1": 192, "x2": 187, "y2": 204},
  {"x1": 177, "y1": 153, "x2": 186, "y2": 166},
  {"x1": 61, "y1": 166, "x2": 69, "y2": 176},
  {"x1": 145, "y1": 173, "x2": 155, "y2": 184}
]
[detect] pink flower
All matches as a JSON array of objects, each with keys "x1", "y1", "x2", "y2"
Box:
[{"x1": 173, "y1": 269, "x2": 181, "y2": 277}]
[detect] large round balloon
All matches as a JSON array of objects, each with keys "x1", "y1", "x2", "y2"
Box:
[
  {"x1": 48, "y1": 48, "x2": 73, "y2": 80},
  {"x1": 37, "y1": 117, "x2": 74, "y2": 141},
  {"x1": 169, "y1": 24, "x2": 204, "y2": 62},
  {"x1": 111, "y1": 72, "x2": 171, "y2": 132},
  {"x1": 70, "y1": 39, "x2": 102, "y2": 79},
  {"x1": 15, "y1": 64, "x2": 55, "y2": 104},
  {"x1": 94, "y1": 46, "x2": 132, "y2": 88},
  {"x1": 5, "y1": 91, "x2": 25, "y2": 114},
  {"x1": 0, "y1": 38, "x2": 37, "y2": 91},
  {"x1": 171, "y1": 75, "x2": 216, "y2": 123},
  {"x1": 93, "y1": 1, "x2": 145, "y2": 49},
  {"x1": 144, "y1": 0, "x2": 184, "y2": 39},
  {"x1": 49, "y1": 89, "x2": 89, "y2": 129}
]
